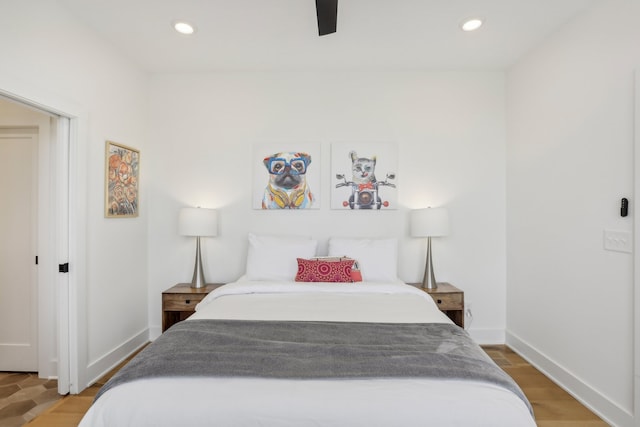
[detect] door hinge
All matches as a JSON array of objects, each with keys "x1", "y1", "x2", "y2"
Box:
[{"x1": 59, "y1": 263, "x2": 69, "y2": 273}]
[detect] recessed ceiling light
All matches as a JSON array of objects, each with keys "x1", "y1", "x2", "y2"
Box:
[
  {"x1": 461, "y1": 18, "x2": 483, "y2": 32},
  {"x1": 173, "y1": 21, "x2": 196, "y2": 35}
]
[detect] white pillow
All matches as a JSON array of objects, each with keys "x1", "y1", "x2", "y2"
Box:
[
  {"x1": 246, "y1": 233, "x2": 318, "y2": 281},
  {"x1": 327, "y1": 238, "x2": 398, "y2": 282}
]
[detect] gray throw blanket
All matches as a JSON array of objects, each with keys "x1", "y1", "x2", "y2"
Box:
[{"x1": 96, "y1": 319, "x2": 532, "y2": 414}]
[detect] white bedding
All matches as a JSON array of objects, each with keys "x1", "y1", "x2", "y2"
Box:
[
  {"x1": 80, "y1": 279, "x2": 536, "y2": 427},
  {"x1": 191, "y1": 278, "x2": 451, "y2": 324}
]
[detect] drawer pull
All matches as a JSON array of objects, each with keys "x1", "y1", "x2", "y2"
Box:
[
  {"x1": 437, "y1": 299, "x2": 442, "y2": 304},
  {"x1": 185, "y1": 299, "x2": 191, "y2": 304}
]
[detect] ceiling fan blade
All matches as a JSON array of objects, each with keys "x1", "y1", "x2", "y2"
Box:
[{"x1": 316, "y1": 0, "x2": 337, "y2": 36}]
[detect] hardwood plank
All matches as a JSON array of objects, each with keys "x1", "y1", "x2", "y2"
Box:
[
  {"x1": 49, "y1": 396, "x2": 93, "y2": 414},
  {"x1": 537, "y1": 421, "x2": 609, "y2": 427},
  {"x1": 26, "y1": 412, "x2": 85, "y2": 427}
]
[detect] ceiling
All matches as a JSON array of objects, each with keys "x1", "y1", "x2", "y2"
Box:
[{"x1": 57, "y1": 0, "x2": 599, "y2": 73}]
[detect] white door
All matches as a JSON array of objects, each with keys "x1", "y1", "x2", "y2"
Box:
[{"x1": 0, "y1": 133, "x2": 38, "y2": 371}]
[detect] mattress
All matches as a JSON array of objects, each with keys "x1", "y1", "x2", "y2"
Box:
[{"x1": 79, "y1": 279, "x2": 536, "y2": 427}]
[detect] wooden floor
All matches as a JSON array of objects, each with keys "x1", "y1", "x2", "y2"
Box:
[
  {"x1": 0, "y1": 373, "x2": 60, "y2": 426},
  {"x1": 23, "y1": 355, "x2": 128, "y2": 427},
  {"x1": 25, "y1": 345, "x2": 609, "y2": 426},
  {"x1": 483, "y1": 346, "x2": 609, "y2": 427}
]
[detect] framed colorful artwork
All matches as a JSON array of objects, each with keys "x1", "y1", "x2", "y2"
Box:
[
  {"x1": 252, "y1": 143, "x2": 321, "y2": 209},
  {"x1": 331, "y1": 142, "x2": 397, "y2": 210},
  {"x1": 105, "y1": 141, "x2": 140, "y2": 218}
]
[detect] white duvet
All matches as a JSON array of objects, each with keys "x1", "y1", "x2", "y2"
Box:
[{"x1": 80, "y1": 279, "x2": 536, "y2": 427}]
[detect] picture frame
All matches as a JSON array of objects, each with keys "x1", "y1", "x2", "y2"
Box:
[
  {"x1": 331, "y1": 142, "x2": 398, "y2": 210},
  {"x1": 105, "y1": 140, "x2": 140, "y2": 218},
  {"x1": 252, "y1": 142, "x2": 321, "y2": 210}
]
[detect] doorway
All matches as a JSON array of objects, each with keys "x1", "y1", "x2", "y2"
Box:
[
  {"x1": 0, "y1": 92, "x2": 73, "y2": 395},
  {"x1": 0, "y1": 128, "x2": 38, "y2": 371}
]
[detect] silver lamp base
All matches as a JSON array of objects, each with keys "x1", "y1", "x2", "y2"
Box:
[
  {"x1": 190, "y1": 236, "x2": 207, "y2": 288},
  {"x1": 421, "y1": 236, "x2": 438, "y2": 290}
]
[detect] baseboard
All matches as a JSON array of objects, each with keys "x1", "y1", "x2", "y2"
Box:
[
  {"x1": 85, "y1": 328, "x2": 149, "y2": 390},
  {"x1": 148, "y1": 325, "x2": 162, "y2": 341},
  {"x1": 39, "y1": 358, "x2": 57, "y2": 381},
  {"x1": 467, "y1": 328, "x2": 505, "y2": 345},
  {"x1": 506, "y1": 331, "x2": 634, "y2": 427}
]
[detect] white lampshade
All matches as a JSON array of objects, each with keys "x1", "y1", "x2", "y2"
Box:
[
  {"x1": 411, "y1": 207, "x2": 450, "y2": 238},
  {"x1": 178, "y1": 207, "x2": 218, "y2": 237}
]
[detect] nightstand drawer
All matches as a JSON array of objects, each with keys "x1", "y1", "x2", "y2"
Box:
[
  {"x1": 163, "y1": 295, "x2": 204, "y2": 311},
  {"x1": 162, "y1": 284, "x2": 224, "y2": 332},
  {"x1": 407, "y1": 282, "x2": 464, "y2": 328},
  {"x1": 431, "y1": 293, "x2": 463, "y2": 310}
]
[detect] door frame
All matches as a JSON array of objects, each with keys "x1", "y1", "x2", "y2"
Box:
[
  {"x1": 0, "y1": 73, "x2": 88, "y2": 394},
  {"x1": 634, "y1": 70, "x2": 639, "y2": 427}
]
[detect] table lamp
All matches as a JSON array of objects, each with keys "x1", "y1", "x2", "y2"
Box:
[
  {"x1": 178, "y1": 207, "x2": 218, "y2": 288},
  {"x1": 411, "y1": 207, "x2": 449, "y2": 290}
]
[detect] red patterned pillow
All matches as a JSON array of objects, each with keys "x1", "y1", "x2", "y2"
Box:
[{"x1": 295, "y1": 258, "x2": 356, "y2": 283}]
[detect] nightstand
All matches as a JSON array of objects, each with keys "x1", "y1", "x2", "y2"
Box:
[
  {"x1": 408, "y1": 282, "x2": 465, "y2": 328},
  {"x1": 162, "y1": 283, "x2": 224, "y2": 332}
]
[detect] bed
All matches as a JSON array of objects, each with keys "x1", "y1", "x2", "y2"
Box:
[{"x1": 79, "y1": 235, "x2": 536, "y2": 427}]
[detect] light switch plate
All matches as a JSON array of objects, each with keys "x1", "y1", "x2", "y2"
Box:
[{"x1": 603, "y1": 229, "x2": 632, "y2": 253}]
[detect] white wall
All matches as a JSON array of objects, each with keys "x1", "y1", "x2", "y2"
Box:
[
  {"x1": 506, "y1": 1, "x2": 639, "y2": 426},
  {"x1": 147, "y1": 71, "x2": 508, "y2": 342},
  {"x1": 0, "y1": 0, "x2": 149, "y2": 390}
]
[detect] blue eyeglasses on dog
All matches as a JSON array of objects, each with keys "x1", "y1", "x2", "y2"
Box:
[{"x1": 267, "y1": 157, "x2": 308, "y2": 175}]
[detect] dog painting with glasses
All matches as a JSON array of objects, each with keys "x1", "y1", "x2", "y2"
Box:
[{"x1": 262, "y1": 151, "x2": 314, "y2": 209}]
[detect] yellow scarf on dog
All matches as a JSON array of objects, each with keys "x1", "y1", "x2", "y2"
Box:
[{"x1": 267, "y1": 182, "x2": 308, "y2": 209}]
